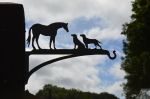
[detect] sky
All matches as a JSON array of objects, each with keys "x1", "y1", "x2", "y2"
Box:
[{"x1": 1, "y1": 0, "x2": 133, "y2": 98}]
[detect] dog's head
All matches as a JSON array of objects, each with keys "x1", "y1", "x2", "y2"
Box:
[
  {"x1": 80, "y1": 34, "x2": 86, "y2": 37},
  {"x1": 71, "y1": 34, "x2": 77, "y2": 37}
]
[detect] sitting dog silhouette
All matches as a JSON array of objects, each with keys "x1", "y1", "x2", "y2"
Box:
[
  {"x1": 80, "y1": 34, "x2": 102, "y2": 49},
  {"x1": 71, "y1": 34, "x2": 85, "y2": 49}
]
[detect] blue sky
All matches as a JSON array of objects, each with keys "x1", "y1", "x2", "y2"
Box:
[{"x1": 1, "y1": 0, "x2": 133, "y2": 98}]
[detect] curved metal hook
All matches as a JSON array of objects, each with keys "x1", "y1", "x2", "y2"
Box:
[{"x1": 107, "y1": 50, "x2": 116, "y2": 60}]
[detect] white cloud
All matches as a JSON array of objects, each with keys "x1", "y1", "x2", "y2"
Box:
[
  {"x1": 21, "y1": 0, "x2": 132, "y2": 46},
  {"x1": 2, "y1": 0, "x2": 132, "y2": 49},
  {"x1": 105, "y1": 81, "x2": 125, "y2": 99},
  {"x1": 26, "y1": 55, "x2": 126, "y2": 99},
  {"x1": 0, "y1": 0, "x2": 22, "y2": 3},
  {"x1": 81, "y1": 27, "x2": 125, "y2": 41},
  {"x1": 1, "y1": 0, "x2": 132, "y2": 42},
  {"x1": 26, "y1": 55, "x2": 107, "y2": 94},
  {"x1": 109, "y1": 62, "x2": 126, "y2": 79},
  {"x1": 24, "y1": 0, "x2": 133, "y2": 47},
  {"x1": 7, "y1": 0, "x2": 132, "y2": 26},
  {"x1": 25, "y1": 73, "x2": 45, "y2": 94}
]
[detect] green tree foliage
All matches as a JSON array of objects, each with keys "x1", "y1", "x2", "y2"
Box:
[
  {"x1": 121, "y1": 0, "x2": 150, "y2": 98},
  {"x1": 36, "y1": 84, "x2": 118, "y2": 99}
]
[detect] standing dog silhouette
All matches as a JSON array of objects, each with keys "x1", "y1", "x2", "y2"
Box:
[
  {"x1": 80, "y1": 34, "x2": 102, "y2": 49},
  {"x1": 71, "y1": 34, "x2": 85, "y2": 49}
]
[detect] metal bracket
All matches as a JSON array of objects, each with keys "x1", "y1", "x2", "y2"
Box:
[{"x1": 25, "y1": 49, "x2": 116, "y2": 84}]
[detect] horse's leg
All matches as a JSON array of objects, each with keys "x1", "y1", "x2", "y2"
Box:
[
  {"x1": 50, "y1": 35, "x2": 56, "y2": 49},
  {"x1": 49, "y1": 37, "x2": 52, "y2": 49},
  {"x1": 32, "y1": 36, "x2": 36, "y2": 50},
  {"x1": 36, "y1": 34, "x2": 41, "y2": 49},
  {"x1": 53, "y1": 36, "x2": 56, "y2": 49}
]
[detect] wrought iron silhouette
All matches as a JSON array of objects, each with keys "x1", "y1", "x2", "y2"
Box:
[
  {"x1": 26, "y1": 22, "x2": 69, "y2": 50},
  {"x1": 25, "y1": 49, "x2": 116, "y2": 84},
  {"x1": 25, "y1": 23, "x2": 117, "y2": 85},
  {"x1": 80, "y1": 34, "x2": 102, "y2": 49},
  {"x1": 71, "y1": 34, "x2": 86, "y2": 49}
]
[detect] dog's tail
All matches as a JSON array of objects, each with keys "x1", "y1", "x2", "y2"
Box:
[{"x1": 97, "y1": 40, "x2": 102, "y2": 44}]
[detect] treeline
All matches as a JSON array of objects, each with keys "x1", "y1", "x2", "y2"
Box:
[
  {"x1": 33, "y1": 84, "x2": 119, "y2": 99},
  {"x1": 121, "y1": 0, "x2": 150, "y2": 98}
]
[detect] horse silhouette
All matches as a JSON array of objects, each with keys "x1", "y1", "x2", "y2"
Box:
[{"x1": 27, "y1": 22, "x2": 69, "y2": 50}]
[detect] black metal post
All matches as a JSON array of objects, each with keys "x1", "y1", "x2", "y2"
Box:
[{"x1": 0, "y1": 3, "x2": 25, "y2": 99}]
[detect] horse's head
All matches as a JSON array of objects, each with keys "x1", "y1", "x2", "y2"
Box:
[{"x1": 63, "y1": 23, "x2": 69, "y2": 32}]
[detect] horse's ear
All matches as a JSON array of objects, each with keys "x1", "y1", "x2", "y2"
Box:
[{"x1": 66, "y1": 23, "x2": 68, "y2": 25}]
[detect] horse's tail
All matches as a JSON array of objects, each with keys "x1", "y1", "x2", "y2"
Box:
[{"x1": 26, "y1": 26, "x2": 32, "y2": 47}]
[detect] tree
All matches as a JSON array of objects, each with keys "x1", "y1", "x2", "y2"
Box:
[
  {"x1": 121, "y1": 0, "x2": 150, "y2": 98},
  {"x1": 36, "y1": 84, "x2": 118, "y2": 99}
]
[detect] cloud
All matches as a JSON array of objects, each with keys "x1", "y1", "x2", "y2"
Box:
[
  {"x1": 0, "y1": 0, "x2": 22, "y2": 3},
  {"x1": 26, "y1": 54, "x2": 125, "y2": 99},
  {"x1": 26, "y1": 55, "x2": 107, "y2": 94},
  {"x1": 105, "y1": 81, "x2": 125, "y2": 99},
  {"x1": 82, "y1": 27, "x2": 125, "y2": 41},
  {"x1": 23, "y1": 0, "x2": 131, "y2": 49},
  {"x1": 1, "y1": 0, "x2": 132, "y2": 39},
  {"x1": 6, "y1": 0, "x2": 132, "y2": 50},
  {"x1": 109, "y1": 62, "x2": 126, "y2": 79},
  {"x1": 18, "y1": 0, "x2": 132, "y2": 27}
]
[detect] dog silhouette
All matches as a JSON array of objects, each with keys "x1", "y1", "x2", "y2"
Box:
[
  {"x1": 71, "y1": 34, "x2": 85, "y2": 49},
  {"x1": 80, "y1": 34, "x2": 102, "y2": 49}
]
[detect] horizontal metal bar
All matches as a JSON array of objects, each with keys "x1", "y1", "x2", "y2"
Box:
[{"x1": 26, "y1": 49, "x2": 110, "y2": 55}]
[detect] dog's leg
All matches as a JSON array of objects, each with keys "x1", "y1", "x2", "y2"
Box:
[
  {"x1": 98, "y1": 44, "x2": 102, "y2": 49},
  {"x1": 85, "y1": 44, "x2": 88, "y2": 49},
  {"x1": 74, "y1": 44, "x2": 77, "y2": 49},
  {"x1": 94, "y1": 44, "x2": 97, "y2": 49}
]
